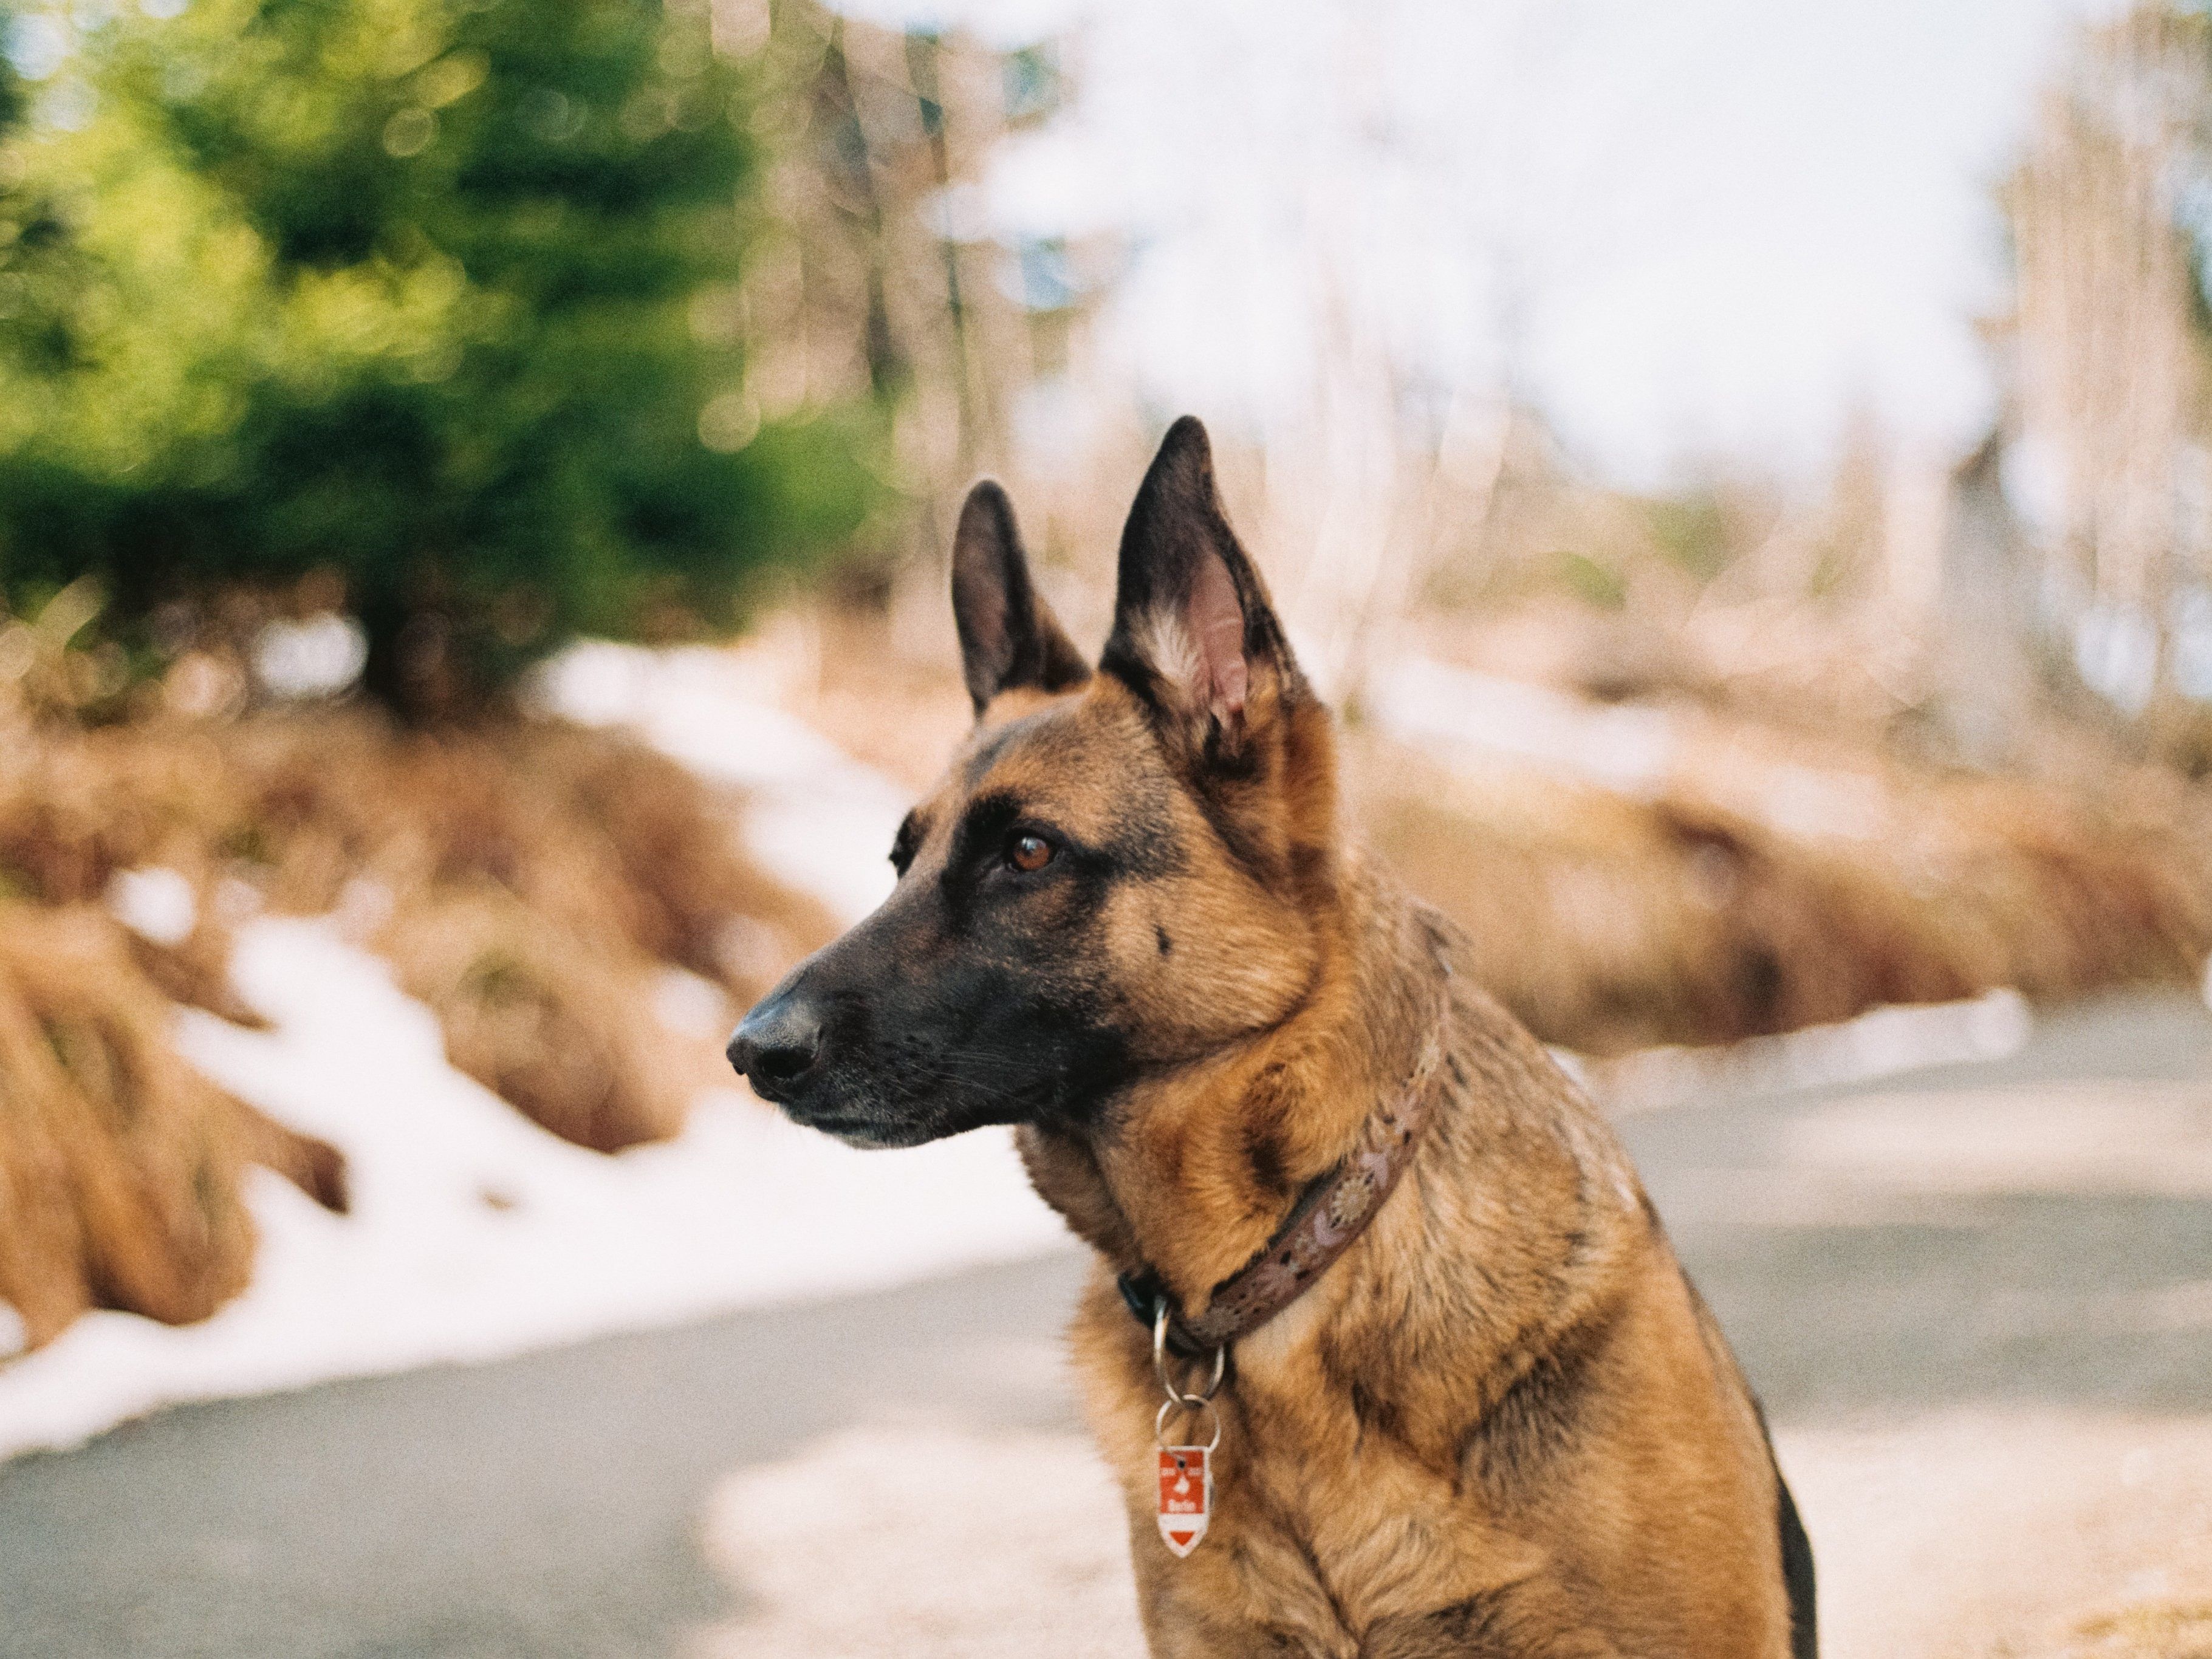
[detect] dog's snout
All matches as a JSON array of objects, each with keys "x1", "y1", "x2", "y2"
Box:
[{"x1": 727, "y1": 991, "x2": 824, "y2": 1100}]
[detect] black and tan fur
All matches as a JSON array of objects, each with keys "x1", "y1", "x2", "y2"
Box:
[{"x1": 730, "y1": 417, "x2": 1816, "y2": 1658}]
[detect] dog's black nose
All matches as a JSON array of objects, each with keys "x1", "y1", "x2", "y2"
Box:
[{"x1": 727, "y1": 991, "x2": 823, "y2": 1100}]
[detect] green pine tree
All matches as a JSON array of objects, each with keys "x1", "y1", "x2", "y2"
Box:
[{"x1": 0, "y1": 0, "x2": 886, "y2": 716}]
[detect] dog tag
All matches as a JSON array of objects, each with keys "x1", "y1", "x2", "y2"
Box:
[{"x1": 1157, "y1": 1446, "x2": 1211, "y2": 1556}]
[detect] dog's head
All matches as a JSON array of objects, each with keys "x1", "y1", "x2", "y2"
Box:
[{"x1": 728, "y1": 417, "x2": 1339, "y2": 1147}]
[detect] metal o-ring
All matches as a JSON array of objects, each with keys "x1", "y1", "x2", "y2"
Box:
[
  {"x1": 1152, "y1": 1298, "x2": 1226, "y2": 1403},
  {"x1": 1155, "y1": 1393, "x2": 1223, "y2": 1454}
]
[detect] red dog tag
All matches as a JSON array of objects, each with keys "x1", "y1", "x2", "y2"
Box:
[{"x1": 1157, "y1": 1446, "x2": 1211, "y2": 1556}]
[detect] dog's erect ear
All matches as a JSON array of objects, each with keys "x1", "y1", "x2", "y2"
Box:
[
  {"x1": 1101, "y1": 417, "x2": 1303, "y2": 753},
  {"x1": 951, "y1": 480, "x2": 1089, "y2": 717}
]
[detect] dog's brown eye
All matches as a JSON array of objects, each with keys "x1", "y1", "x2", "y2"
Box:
[{"x1": 1007, "y1": 833, "x2": 1054, "y2": 874}]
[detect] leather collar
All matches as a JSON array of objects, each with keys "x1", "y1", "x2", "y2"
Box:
[{"x1": 1120, "y1": 971, "x2": 1450, "y2": 1359}]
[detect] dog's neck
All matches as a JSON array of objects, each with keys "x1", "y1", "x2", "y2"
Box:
[{"x1": 1019, "y1": 855, "x2": 1447, "y2": 1322}]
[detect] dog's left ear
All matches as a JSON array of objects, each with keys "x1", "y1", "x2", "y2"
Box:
[
  {"x1": 951, "y1": 479, "x2": 1091, "y2": 717},
  {"x1": 1101, "y1": 416, "x2": 1305, "y2": 757}
]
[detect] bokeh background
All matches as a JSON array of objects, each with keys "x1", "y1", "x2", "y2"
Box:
[{"x1": 1, "y1": 1, "x2": 2210, "y2": 1655}]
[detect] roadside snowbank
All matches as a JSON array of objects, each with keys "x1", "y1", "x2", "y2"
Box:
[
  {"x1": 0, "y1": 645, "x2": 1067, "y2": 1462},
  {"x1": 0, "y1": 918, "x2": 1068, "y2": 1461},
  {"x1": 1582, "y1": 989, "x2": 2033, "y2": 1114}
]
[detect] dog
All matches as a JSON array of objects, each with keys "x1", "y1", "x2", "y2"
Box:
[{"x1": 730, "y1": 416, "x2": 1816, "y2": 1658}]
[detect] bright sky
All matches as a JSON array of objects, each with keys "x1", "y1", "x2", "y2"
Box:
[
  {"x1": 7, "y1": 0, "x2": 2118, "y2": 484},
  {"x1": 847, "y1": 0, "x2": 2118, "y2": 485}
]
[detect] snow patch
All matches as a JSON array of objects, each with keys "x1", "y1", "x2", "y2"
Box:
[
  {"x1": 1371, "y1": 657, "x2": 1679, "y2": 797},
  {"x1": 253, "y1": 614, "x2": 368, "y2": 700},
  {"x1": 535, "y1": 640, "x2": 906, "y2": 926},
  {"x1": 653, "y1": 966, "x2": 733, "y2": 1040},
  {"x1": 1591, "y1": 989, "x2": 2033, "y2": 1115},
  {"x1": 107, "y1": 866, "x2": 197, "y2": 947}
]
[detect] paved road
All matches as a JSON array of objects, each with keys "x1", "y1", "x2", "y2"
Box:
[{"x1": 2, "y1": 991, "x2": 2208, "y2": 1659}]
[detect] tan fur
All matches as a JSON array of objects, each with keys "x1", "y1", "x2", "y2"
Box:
[{"x1": 895, "y1": 662, "x2": 1796, "y2": 1657}]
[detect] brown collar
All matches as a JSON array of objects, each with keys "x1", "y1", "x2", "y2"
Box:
[{"x1": 1118, "y1": 989, "x2": 1450, "y2": 1359}]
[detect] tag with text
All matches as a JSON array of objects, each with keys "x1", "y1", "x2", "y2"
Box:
[{"x1": 1157, "y1": 1446, "x2": 1211, "y2": 1557}]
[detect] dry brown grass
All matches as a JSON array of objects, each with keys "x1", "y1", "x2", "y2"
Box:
[
  {"x1": 378, "y1": 886, "x2": 699, "y2": 1152},
  {"x1": 0, "y1": 905, "x2": 344, "y2": 1347},
  {"x1": 216, "y1": 718, "x2": 830, "y2": 985},
  {"x1": 0, "y1": 701, "x2": 835, "y2": 1347},
  {"x1": 200, "y1": 716, "x2": 837, "y2": 1149},
  {"x1": 1354, "y1": 737, "x2": 2212, "y2": 1055},
  {"x1": 2052, "y1": 1603, "x2": 2212, "y2": 1659}
]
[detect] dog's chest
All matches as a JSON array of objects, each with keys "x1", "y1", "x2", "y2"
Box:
[
  {"x1": 1134, "y1": 1358, "x2": 1541, "y2": 1650},
  {"x1": 1077, "y1": 1275, "x2": 1561, "y2": 1650}
]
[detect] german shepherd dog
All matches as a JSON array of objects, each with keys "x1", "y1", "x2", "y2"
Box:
[{"x1": 730, "y1": 417, "x2": 1817, "y2": 1658}]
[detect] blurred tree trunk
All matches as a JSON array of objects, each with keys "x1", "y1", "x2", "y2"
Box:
[
  {"x1": 2001, "y1": 3, "x2": 2212, "y2": 751},
  {"x1": 1933, "y1": 431, "x2": 2038, "y2": 764},
  {"x1": 741, "y1": 2, "x2": 1078, "y2": 612}
]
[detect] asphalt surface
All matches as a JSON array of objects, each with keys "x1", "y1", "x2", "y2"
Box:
[{"x1": 2, "y1": 990, "x2": 2208, "y2": 1659}]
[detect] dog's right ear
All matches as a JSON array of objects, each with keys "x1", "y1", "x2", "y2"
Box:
[
  {"x1": 1100, "y1": 416, "x2": 1305, "y2": 764},
  {"x1": 950, "y1": 479, "x2": 1089, "y2": 717}
]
